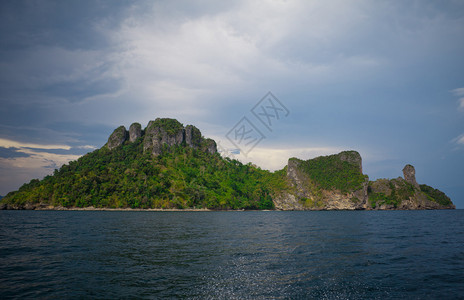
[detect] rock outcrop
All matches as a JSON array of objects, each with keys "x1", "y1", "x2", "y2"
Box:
[
  {"x1": 0, "y1": 117, "x2": 454, "y2": 211},
  {"x1": 367, "y1": 164, "x2": 455, "y2": 210},
  {"x1": 272, "y1": 155, "x2": 454, "y2": 210},
  {"x1": 402, "y1": 164, "x2": 419, "y2": 189},
  {"x1": 143, "y1": 118, "x2": 185, "y2": 155},
  {"x1": 106, "y1": 118, "x2": 217, "y2": 156},
  {"x1": 106, "y1": 126, "x2": 128, "y2": 150},
  {"x1": 339, "y1": 150, "x2": 363, "y2": 173},
  {"x1": 273, "y1": 151, "x2": 369, "y2": 210},
  {"x1": 185, "y1": 125, "x2": 202, "y2": 149},
  {"x1": 272, "y1": 159, "x2": 309, "y2": 210},
  {"x1": 201, "y1": 138, "x2": 218, "y2": 155},
  {"x1": 129, "y1": 123, "x2": 142, "y2": 142}
]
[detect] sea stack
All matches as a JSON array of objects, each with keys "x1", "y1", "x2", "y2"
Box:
[{"x1": 403, "y1": 164, "x2": 419, "y2": 189}]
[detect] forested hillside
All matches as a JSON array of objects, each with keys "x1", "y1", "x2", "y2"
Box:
[
  {"x1": 0, "y1": 118, "x2": 454, "y2": 210},
  {"x1": 1, "y1": 137, "x2": 283, "y2": 209}
]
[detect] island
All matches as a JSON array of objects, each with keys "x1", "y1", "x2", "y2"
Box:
[{"x1": 0, "y1": 118, "x2": 455, "y2": 210}]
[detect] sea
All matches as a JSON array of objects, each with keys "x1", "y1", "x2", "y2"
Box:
[{"x1": 0, "y1": 210, "x2": 463, "y2": 299}]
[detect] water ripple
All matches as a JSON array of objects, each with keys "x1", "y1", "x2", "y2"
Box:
[{"x1": 1, "y1": 210, "x2": 463, "y2": 299}]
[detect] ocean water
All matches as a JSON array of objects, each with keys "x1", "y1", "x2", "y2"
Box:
[{"x1": 0, "y1": 210, "x2": 463, "y2": 299}]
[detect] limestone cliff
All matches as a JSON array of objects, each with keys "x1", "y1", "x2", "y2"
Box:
[
  {"x1": 106, "y1": 126, "x2": 128, "y2": 150},
  {"x1": 0, "y1": 117, "x2": 454, "y2": 210},
  {"x1": 107, "y1": 118, "x2": 217, "y2": 156},
  {"x1": 143, "y1": 118, "x2": 185, "y2": 155},
  {"x1": 129, "y1": 123, "x2": 142, "y2": 142},
  {"x1": 185, "y1": 125, "x2": 202, "y2": 149},
  {"x1": 272, "y1": 153, "x2": 454, "y2": 210},
  {"x1": 367, "y1": 165, "x2": 455, "y2": 210},
  {"x1": 273, "y1": 151, "x2": 369, "y2": 210},
  {"x1": 402, "y1": 164, "x2": 419, "y2": 189},
  {"x1": 201, "y1": 138, "x2": 218, "y2": 155}
]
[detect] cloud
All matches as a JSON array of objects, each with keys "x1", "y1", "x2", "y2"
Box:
[
  {"x1": 0, "y1": 149, "x2": 81, "y2": 193},
  {"x1": 452, "y1": 88, "x2": 464, "y2": 96},
  {"x1": 1, "y1": 148, "x2": 80, "y2": 170},
  {"x1": 0, "y1": 138, "x2": 71, "y2": 150},
  {"x1": 102, "y1": 0, "x2": 388, "y2": 123},
  {"x1": 453, "y1": 134, "x2": 464, "y2": 145},
  {"x1": 0, "y1": 137, "x2": 83, "y2": 194},
  {"x1": 3, "y1": 0, "x2": 461, "y2": 130},
  {"x1": 76, "y1": 145, "x2": 98, "y2": 150},
  {"x1": 1, "y1": 0, "x2": 464, "y2": 204},
  {"x1": 0, "y1": 146, "x2": 81, "y2": 195},
  {"x1": 0, "y1": 46, "x2": 121, "y2": 104},
  {"x1": 451, "y1": 88, "x2": 464, "y2": 110},
  {"x1": 0, "y1": 147, "x2": 30, "y2": 158},
  {"x1": 218, "y1": 144, "x2": 343, "y2": 171}
]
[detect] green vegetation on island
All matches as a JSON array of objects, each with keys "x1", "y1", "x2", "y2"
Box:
[
  {"x1": 367, "y1": 178, "x2": 416, "y2": 208},
  {"x1": 419, "y1": 184, "x2": 453, "y2": 206},
  {"x1": 291, "y1": 151, "x2": 368, "y2": 194},
  {"x1": 3, "y1": 138, "x2": 280, "y2": 210},
  {"x1": 0, "y1": 118, "x2": 454, "y2": 210},
  {"x1": 148, "y1": 118, "x2": 184, "y2": 135}
]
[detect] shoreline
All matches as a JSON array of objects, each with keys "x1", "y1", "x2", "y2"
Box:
[
  {"x1": 13, "y1": 206, "x2": 217, "y2": 212},
  {"x1": 0, "y1": 204, "x2": 247, "y2": 211},
  {"x1": 0, "y1": 204, "x2": 457, "y2": 211}
]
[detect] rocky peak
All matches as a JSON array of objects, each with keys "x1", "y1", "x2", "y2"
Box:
[
  {"x1": 201, "y1": 138, "x2": 217, "y2": 155},
  {"x1": 129, "y1": 123, "x2": 142, "y2": 142},
  {"x1": 106, "y1": 126, "x2": 128, "y2": 150},
  {"x1": 141, "y1": 118, "x2": 217, "y2": 156},
  {"x1": 105, "y1": 118, "x2": 217, "y2": 156},
  {"x1": 287, "y1": 158, "x2": 302, "y2": 185},
  {"x1": 403, "y1": 164, "x2": 419, "y2": 189},
  {"x1": 339, "y1": 150, "x2": 363, "y2": 173},
  {"x1": 366, "y1": 164, "x2": 455, "y2": 209},
  {"x1": 185, "y1": 125, "x2": 202, "y2": 148},
  {"x1": 277, "y1": 154, "x2": 369, "y2": 210},
  {"x1": 143, "y1": 118, "x2": 185, "y2": 155}
]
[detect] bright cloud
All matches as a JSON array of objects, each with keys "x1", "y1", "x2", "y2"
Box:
[
  {"x1": 1, "y1": 148, "x2": 80, "y2": 170},
  {"x1": 0, "y1": 146, "x2": 82, "y2": 194},
  {"x1": 452, "y1": 88, "x2": 464, "y2": 96},
  {"x1": 218, "y1": 145, "x2": 344, "y2": 171},
  {"x1": 105, "y1": 0, "x2": 386, "y2": 123},
  {"x1": 0, "y1": 138, "x2": 71, "y2": 150},
  {"x1": 76, "y1": 145, "x2": 98, "y2": 150},
  {"x1": 453, "y1": 134, "x2": 464, "y2": 145},
  {"x1": 451, "y1": 88, "x2": 464, "y2": 110},
  {"x1": 0, "y1": 138, "x2": 83, "y2": 193}
]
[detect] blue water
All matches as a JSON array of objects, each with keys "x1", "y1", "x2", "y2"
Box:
[{"x1": 1, "y1": 210, "x2": 463, "y2": 299}]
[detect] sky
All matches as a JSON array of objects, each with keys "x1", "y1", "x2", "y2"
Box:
[{"x1": 0, "y1": 0, "x2": 463, "y2": 207}]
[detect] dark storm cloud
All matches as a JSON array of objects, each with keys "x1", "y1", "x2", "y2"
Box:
[
  {"x1": 0, "y1": 0, "x2": 463, "y2": 207},
  {"x1": 0, "y1": 0, "x2": 134, "y2": 50},
  {"x1": 0, "y1": 147, "x2": 30, "y2": 158}
]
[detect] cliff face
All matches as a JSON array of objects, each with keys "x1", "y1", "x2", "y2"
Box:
[
  {"x1": 0, "y1": 117, "x2": 454, "y2": 210},
  {"x1": 367, "y1": 165, "x2": 455, "y2": 210},
  {"x1": 273, "y1": 151, "x2": 369, "y2": 210},
  {"x1": 106, "y1": 126, "x2": 128, "y2": 150},
  {"x1": 106, "y1": 118, "x2": 217, "y2": 156},
  {"x1": 402, "y1": 164, "x2": 419, "y2": 189},
  {"x1": 129, "y1": 123, "x2": 142, "y2": 142},
  {"x1": 273, "y1": 155, "x2": 454, "y2": 210}
]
